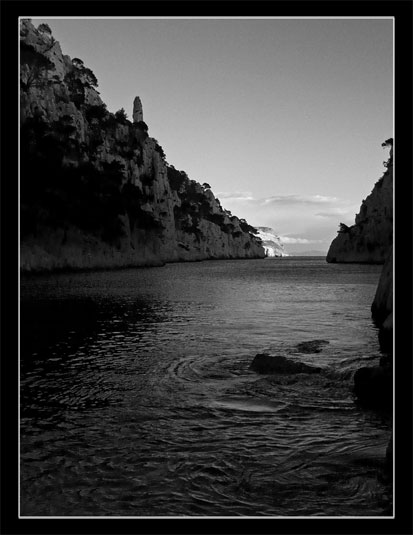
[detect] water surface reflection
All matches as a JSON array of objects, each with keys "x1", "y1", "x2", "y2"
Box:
[{"x1": 20, "y1": 259, "x2": 391, "y2": 516}]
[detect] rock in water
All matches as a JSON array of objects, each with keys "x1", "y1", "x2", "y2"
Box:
[
  {"x1": 352, "y1": 248, "x2": 393, "y2": 410},
  {"x1": 250, "y1": 353, "x2": 322, "y2": 374},
  {"x1": 295, "y1": 340, "x2": 329, "y2": 354}
]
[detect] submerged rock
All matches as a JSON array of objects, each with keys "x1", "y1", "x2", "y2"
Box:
[
  {"x1": 250, "y1": 353, "x2": 322, "y2": 375},
  {"x1": 295, "y1": 340, "x2": 329, "y2": 354}
]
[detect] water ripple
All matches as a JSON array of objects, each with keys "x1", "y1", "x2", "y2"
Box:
[{"x1": 20, "y1": 259, "x2": 391, "y2": 516}]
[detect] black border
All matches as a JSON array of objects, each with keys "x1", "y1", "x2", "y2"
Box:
[{"x1": 2, "y1": 1, "x2": 412, "y2": 534}]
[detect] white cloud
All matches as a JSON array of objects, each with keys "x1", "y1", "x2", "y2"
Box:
[
  {"x1": 216, "y1": 191, "x2": 255, "y2": 201},
  {"x1": 215, "y1": 189, "x2": 360, "y2": 250},
  {"x1": 262, "y1": 194, "x2": 339, "y2": 206},
  {"x1": 280, "y1": 236, "x2": 323, "y2": 244}
]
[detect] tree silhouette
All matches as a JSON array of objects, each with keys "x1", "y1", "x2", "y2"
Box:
[
  {"x1": 20, "y1": 42, "x2": 55, "y2": 90},
  {"x1": 72, "y1": 58, "x2": 84, "y2": 68},
  {"x1": 115, "y1": 108, "x2": 128, "y2": 123},
  {"x1": 338, "y1": 222, "x2": 350, "y2": 233},
  {"x1": 38, "y1": 23, "x2": 52, "y2": 35}
]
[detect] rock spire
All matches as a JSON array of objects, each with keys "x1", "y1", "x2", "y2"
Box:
[{"x1": 133, "y1": 96, "x2": 143, "y2": 123}]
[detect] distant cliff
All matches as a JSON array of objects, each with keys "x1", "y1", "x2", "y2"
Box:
[
  {"x1": 20, "y1": 20, "x2": 265, "y2": 272},
  {"x1": 326, "y1": 140, "x2": 393, "y2": 264},
  {"x1": 254, "y1": 227, "x2": 288, "y2": 257}
]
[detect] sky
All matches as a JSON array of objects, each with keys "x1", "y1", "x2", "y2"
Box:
[{"x1": 31, "y1": 17, "x2": 393, "y2": 254}]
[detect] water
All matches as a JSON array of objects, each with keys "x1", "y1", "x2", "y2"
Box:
[{"x1": 20, "y1": 257, "x2": 392, "y2": 516}]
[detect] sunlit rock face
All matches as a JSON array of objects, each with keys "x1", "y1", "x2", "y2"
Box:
[
  {"x1": 254, "y1": 227, "x2": 288, "y2": 257},
  {"x1": 20, "y1": 20, "x2": 265, "y2": 272},
  {"x1": 326, "y1": 142, "x2": 393, "y2": 264}
]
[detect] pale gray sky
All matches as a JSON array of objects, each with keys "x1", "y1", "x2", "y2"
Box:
[{"x1": 31, "y1": 17, "x2": 393, "y2": 253}]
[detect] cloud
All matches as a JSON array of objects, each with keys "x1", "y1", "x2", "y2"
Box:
[
  {"x1": 216, "y1": 191, "x2": 255, "y2": 201},
  {"x1": 214, "y1": 189, "x2": 360, "y2": 249},
  {"x1": 315, "y1": 206, "x2": 359, "y2": 219},
  {"x1": 217, "y1": 192, "x2": 346, "y2": 209},
  {"x1": 262, "y1": 194, "x2": 339, "y2": 206},
  {"x1": 279, "y1": 236, "x2": 323, "y2": 244},
  {"x1": 316, "y1": 212, "x2": 347, "y2": 219}
]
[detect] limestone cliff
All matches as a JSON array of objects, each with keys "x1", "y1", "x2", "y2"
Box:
[
  {"x1": 254, "y1": 227, "x2": 288, "y2": 257},
  {"x1": 326, "y1": 140, "x2": 393, "y2": 264},
  {"x1": 20, "y1": 20, "x2": 265, "y2": 272}
]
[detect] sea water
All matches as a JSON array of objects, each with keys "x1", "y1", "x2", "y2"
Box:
[{"x1": 20, "y1": 257, "x2": 392, "y2": 516}]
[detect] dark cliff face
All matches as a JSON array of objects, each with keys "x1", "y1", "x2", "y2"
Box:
[
  {"x1": 19, "y1": 20, "x2": 265, "y2": 271},
  {"x1": 371, "y1": 247, "x2": 393, "y2": 327},
  {"x1": 371, "y1": 247, "x2": 393, "y2": 354},
  {"x1": 353, "y1": 247, "x2": 393, "y2": 411},
  {"x1": 326, "y1": 142, "x2": 393, "y2": 264},
  {"x1": 346, "y1": 144, "x2": 394, "y2": 409}
]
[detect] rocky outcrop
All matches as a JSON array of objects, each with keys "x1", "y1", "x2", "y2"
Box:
[
  {"x1": 371, "y1": 248, "x2": 393, "y2": 355},
  {"x1": 254, "y1": 227, "x2": 288, "y2": 257},
  {"x1": 371, "y1": 247, "x2": 393, "y2": 339},
  {"x1": 326, "y1": 140, "x2": 393, "y2": 264},
  {"x1": 250, "y1": 354, "x2": 322, "y2": 375},
  {"x1": 352, "y1": 250, "x2": 393, "y2": 408},
  {"x1": 323, "y1": 137, "x2": 394, "y2": 413},
  {"x1": 19, "y1": 20, "x2": 265, "y2": 272},
  {"x1": 133, "y1": 96, "x2": 143, "y2": 123},
  {"x1": 295, "y1": 340, "x2": 329, "y2": 354},
  {"x1": 373, "y1": 252, "x2": 393, "y2": 356}
]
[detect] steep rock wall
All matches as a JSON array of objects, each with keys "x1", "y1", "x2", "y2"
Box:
[
  {"x1": 326, "y1": 143, "x2": 393, "y2": 264},
  {"x1": 20, "y1": 20, "x2": 265, "y2": 272}
]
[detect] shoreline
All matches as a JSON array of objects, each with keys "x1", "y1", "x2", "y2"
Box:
[
  {"x1": 20, "y1": 255, "x2": 387, "y2": 277},
  {"x1": 19, "y1": 253, "x2": 268, "y2": 277}
]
